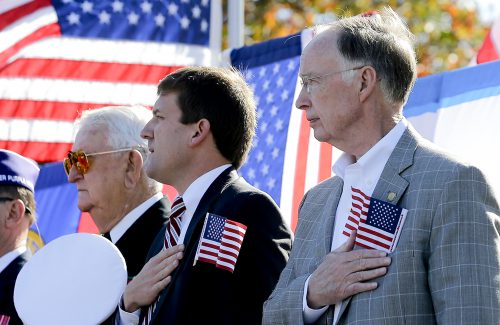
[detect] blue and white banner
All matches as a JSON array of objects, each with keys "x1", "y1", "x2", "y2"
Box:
[{"x1": 405, "y1": 60, "x2": 500, "y2": 199}]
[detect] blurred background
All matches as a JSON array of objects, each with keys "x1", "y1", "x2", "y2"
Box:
[{"x1": 230, "y1": 0, "x2": 499, "y2": 75}]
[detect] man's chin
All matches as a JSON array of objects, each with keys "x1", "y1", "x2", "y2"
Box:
[{"x1": 77, "y1": 203, "x2": 91, "y2": 213}]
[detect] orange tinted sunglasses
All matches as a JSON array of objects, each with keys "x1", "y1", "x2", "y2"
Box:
[{"x1": 63, "y1": 148, "x2": 136, "y2": 176}]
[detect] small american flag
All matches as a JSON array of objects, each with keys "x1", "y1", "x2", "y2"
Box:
[
  {"x1": 0, "y1": 315, "x2": 11, "y2": 325},
  {"x1": 343, "y1": 187, "x2": 407, "y2": 253},
  {"x1": 194, "y1": 213, "x2": 247, "y2": 273}
]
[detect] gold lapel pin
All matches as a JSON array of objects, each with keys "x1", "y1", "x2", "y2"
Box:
[{"x1": 387, "y1": 192, "x2": 397, "y2": 201}]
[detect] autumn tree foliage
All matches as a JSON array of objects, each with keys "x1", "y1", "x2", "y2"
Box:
[{"x1": 235, "y1": 0, "x2": 488, "y2": 76}]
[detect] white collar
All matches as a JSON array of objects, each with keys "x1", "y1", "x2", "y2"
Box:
[
  {"x1": 333, "y1": 118, "x2": 408, "y2": 180},
  {"x1": 181, "y1": 164, "x2": 232, "y2": 222},
  {"x1": 109, "y1": 192, "x2": 164, "y2": 243},
  {"x1": 176, "y1": 164, "x2": 232, "y2": 244},
  {"x1": 0, "y1": 246, "x2": 27, "y2": 274}
]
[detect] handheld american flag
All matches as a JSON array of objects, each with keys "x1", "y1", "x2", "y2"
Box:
[
  {"x1": 343, "y1": 187, "x2": 407, "y2": 253},
  {"x1": 194, "y1": 213, "x2": 247, "y2": 273},
  {"x1": 0, "y1": 0, "x2": 221, "y2": 163}
]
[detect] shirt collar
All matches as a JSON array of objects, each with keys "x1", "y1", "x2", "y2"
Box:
[
  {"x1": 333, "y1": 118, "x2": 408, "y2": 180},
  {"x1": 0, "y1": 246, "x2": 26, "y2": 274},
  {"x1": 109, "y1": 192, "x2": 164, "y2": 243},
  {"x1": 181, "y1": 164, "x2": 232, "y2": 219}
]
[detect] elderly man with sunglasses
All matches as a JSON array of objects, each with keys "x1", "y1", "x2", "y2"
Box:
[
  {"x1": 0, "y1": 149, "x2": 39, "y2": 324},
  {"x1": 65, "y1": 106, "x2": 170, "y2": 285}
]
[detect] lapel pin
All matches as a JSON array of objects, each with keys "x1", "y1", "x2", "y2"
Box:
[{"x1": 387, "y1": 192, "x2": 397, "y2": 201}]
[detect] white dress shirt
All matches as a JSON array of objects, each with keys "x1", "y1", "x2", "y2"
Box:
[
  {"x1": 303, "y1": 119, "x2": 408, "y2": 324},
  {"x1": 119, "y1": 164, "x2": 232, "y2": 325},
  {"x1": 109, "y1": 192, "x2": 164, "y2": 244}
]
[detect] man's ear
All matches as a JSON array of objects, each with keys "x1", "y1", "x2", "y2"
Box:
[
  {"x1": 124, "y1": 150, "x2": 143, "y2": 188},
  {"x1": 358, "y1": 66, "x2": 378, "y2": 103},
  {"x1": 190, "y1": 119, "x2": 211, "y2": 147},
  {"x1": 5, "y1": 199, "x2": 26, "y2": 228}
]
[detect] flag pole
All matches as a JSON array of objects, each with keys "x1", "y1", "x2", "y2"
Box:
[{"x1": 228, "y1": 0, "x2": 244, "y2": 48}]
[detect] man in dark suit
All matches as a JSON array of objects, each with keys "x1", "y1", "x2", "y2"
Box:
[
  {"x1": 65, "y1": 106, "x2": 169, "y2": 280},
  {"x1": 117, "y1": 66, "x2": 293, "y2": 324},
  {"x1": 0, "y1": 149, "x2": 40, "y2": 324}
]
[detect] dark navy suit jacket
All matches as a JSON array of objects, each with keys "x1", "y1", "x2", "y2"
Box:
[
  {"x1": 0, "y1": 251, "x2": 30, "y2": 325},
  {"x1": 142, "y1": 167, "x2": 293, "y2": 325}
]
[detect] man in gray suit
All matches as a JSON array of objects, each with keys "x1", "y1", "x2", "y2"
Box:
[{"x1": 263, "y1": 7, "x2": 500, "y2": 325}]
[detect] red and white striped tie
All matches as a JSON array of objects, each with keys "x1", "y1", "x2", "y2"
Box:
[
  {"x1": 144, "y1": 196, "x2": 185, "y2": 324},
  {"x1": 163, "y1": 196, "x2": 185, "y2": 249}
]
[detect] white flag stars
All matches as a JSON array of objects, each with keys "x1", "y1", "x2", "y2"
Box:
[
  {"x1": 272, "y1": 148, "x2": 279, "y2": 159},
  {"x1": 99, "y1": 11, "x2": 111, "y2": 24},
  {"x1": 237, "y1": 54, "x2": 301, "y2": 202},
  {"x1": 267, "y1": 178, "x2": 276, "y2": 190},
  {"x1": 266, "y1": 93, "x2": 274, "y2": 104},
  {"x1": 275, "y1": 119, "x2": 284, "y2": 131},
  {"x1": 265, "y1": 134, "x2": 274, "y2": 146},
  {"x1": 111, "y1": 0, "x2": 123, "y2": 13},
  {"x1": 256, "y1": 151, "x2": 264, "y2": 162},
  {"x1": 270, "y1": 105, "x2": 278, "y2": 117},
  {"x1": 127, "y1": 11, "x2": 139, "y2": 25},
  {"x1": 168, "y1": 3, "x2": 179, "y2": 15},
  {"x1": 67, "y1": 12, "x2": 80, "y2": 25},
  {"x1": 81, "y1": 1, "x2": 93, "y2": 13},
  {"x1": 155, "y1": 13, "x2": 166, "y2": 27},
  {"x1": 201, "y1": 19, "x2": 208, "y2": 32},
  {"x1": 260, "y1": 122, "x2": 268, "y2": 133},
  {"x1": 276, "y1": 76, "x2": 284, "y2": 88},
  {"x1": 140, "y1": 1, "x2": 153, "y2": 14},
  {"x1": 59, "y1": 0, "x2": 210, "y2": 44},
  {"x1": 180, "y1": 15, "x2": 190, "y2": 29},
  {"x1": 281, "y1": 89, "x2": 289, "y2": 101},
  {"x1": 261, "y1": 164, "x2": 270, "y2": 176},
  {"x1": 248, "y1": 168, "x2": 256, "y2": 179},
  {"x1": 192, "y1": 5, "x2": 202, "y2": 18}
]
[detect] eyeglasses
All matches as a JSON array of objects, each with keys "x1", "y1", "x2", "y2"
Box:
[
  {"x1": 299, "y1": 66, "x2": 365, "y2": 94},
  {"x1": 0, "y1": 197, "x2": 32, "y2": 214},
  {"x1": 63, "y1": 147, "x2": 141, "y2": 176}
]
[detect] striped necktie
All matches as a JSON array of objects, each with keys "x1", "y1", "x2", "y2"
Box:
[
  {"x1": 163, "y1": 196, "x2": 185, "y2": 249},
  {"x1": 144, "y1": 196, "x2": 185, "y2": 324}
]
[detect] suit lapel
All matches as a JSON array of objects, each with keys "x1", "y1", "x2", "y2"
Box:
[
  {"x1": 150, "y1": 167, "x2": 238, "y2": 323},
  {"x1": 371, "y1": 127, "x2": 417, "y2": 204},
  {"x1": 336, "y1": 127, "x2": 418, "y2": 323},
  {"x1": 316, "y1": 176, "x2": 344, "y2": 260}
]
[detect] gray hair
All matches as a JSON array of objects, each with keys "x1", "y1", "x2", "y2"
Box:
[
  {"x1": 315, "y1": 7, "x2": 417, "y2": 106},
  {"x1": 75, "y1": 106, "x2": 162, "y2": 192}
]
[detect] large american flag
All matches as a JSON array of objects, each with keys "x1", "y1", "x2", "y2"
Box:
[
  {"x1": 230, "y1": 30, "x2": 339, "y2": 231},
  {"x1": 342, "y1": 187, "x2": 407, "y2": 253},
  {"x1": 194, "y1": 213, "x2": 247, "y2": 273},
  {"x1": 0, "y1": 0, "x2": 221, "y2": 163}
]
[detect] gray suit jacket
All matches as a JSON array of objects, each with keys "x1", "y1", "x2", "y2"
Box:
[{"x1": 263, "y1": 126, "x2": 500, "y2": 324}]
